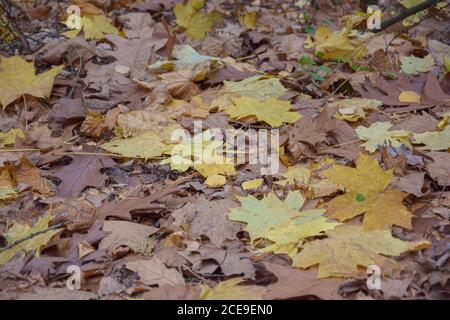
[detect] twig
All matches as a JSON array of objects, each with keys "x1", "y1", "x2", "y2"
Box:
[{"x1": 370, "y1": 0, "x2": 440, "y2": 32}]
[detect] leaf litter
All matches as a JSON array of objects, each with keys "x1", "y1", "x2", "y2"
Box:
[{"x1": 0, "y1": 0, "x2": 449, "y2": 300}]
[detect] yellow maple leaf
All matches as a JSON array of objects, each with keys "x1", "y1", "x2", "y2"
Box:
[
  {"x1": 355, "y1": 121, "x2": 411, "y2": 153},
  {"x1": 101, "y1": 131, "x2": 174, "y2": 159},
  {"x1": 0, "y1": 213, "x2": 63, "y2": 266},
  {"x1": 413, "y1": 127, "x2": 450, "y2": 151},
  {"x1": 63, "y1": 14, "x2": 118, "y2": 40},
  {"x1": 228, "y1": 191, "x2": 331, "y2": 243},
  {"x1": 275, "y1": 162, "x2": 339, "y2": 199},
  {"x1": 292, "y1": 225, "x2": 430, "y2": 278},
  {"x1": 0, "y1": 56, "x2": 63, "y2": 108},
  {"x1": 260, "y1": 210, "x2": 341, "y2": 258},
  {"x1": 313, "y1": 26, "x2": 367, "y2": 62},
  {"x1": 162, "y1": 130, "x2": 236, "y2": 177},
  {"x1": 274, "y1": 166, "x2": 312, "y2": 187},
  {"x1": 323, "y1": 153, "x2": 413, "y2": 231},
  {"x1": 211, "y1": 75, "x2": 287, "y2": 110},
  {"x1": 174, "y1": 0, "x2": 220, "y2": 40},
  {"x1": 199, "y1": 278, "x2": 266, "y2": 300},
  {"x1": 226, "y1": 96, "x2": 301, "y2": 127}
]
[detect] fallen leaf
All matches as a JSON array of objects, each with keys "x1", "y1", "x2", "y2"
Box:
[
  {"x1": 99, "y1": 220, "x2": 158, "y2": 253},
  {"x1": 313, "y1": 26, "x2": 367, "y2": 62},
  {"x1": 0, "y1": 128, "x2": 24, "y2": 146},
  {"x1": 0, "y1": 56, "x2": 63, "y2": 108},
  {"x1": 242, "y1": 178, "x2": 263, "y2": 190},
  {"x1": 413, "y1": 127, "x2": 450, "y2": 151},
  {"x1": 0, "y1": 168, "x2": 16, "y2": 201},
  {"x1": 11, "y1": 157, "x2": 51, "y2": 195},
  {"x1": 199, "y1": 278, "x2": 266, "y2": 300},
  {"x1": 226, "y1": 96, "x2": 301, "y2": 127},
  {"x1": 329, "y1": 98, "x2": 382, "y2": 122},
  {"x1": 52, "y1": 152, "x2": 113, "y2": 198},
  {"x1": 426, "y1": 152, "x2": 450, "y2": 186},
  {"x1": 323, "y1": 153, "x2": 413, "y2": 230},
  {"x1": 174, "y1": 0, "x2": 220, "y2": 40},
  {"x1": 64, "y1": 14, "x2": 119, "y2": 40},
  {"x1": 355, "y1": 122, "x2": 411, "y2": 153},
  {"x1": 400, "y1": 55, "x2": 435, "y2": 75},
  {"x1": 0, "y1": 213, "x2": 63, "y2": 266},
  {"x1": 171, "y1": 196, "x2": 241, "y2": 246},
  {"x1": 205, "y1": 174, "x2": 226, "y2": 187},
  {"x1": 398, "y1": 90, "x2": 421, "y2": 103},
  {"x1": 125, "y1": 257, "x2": 184, "y2": 286},
  {"x1": 263, "y1": 263, "x2": 342, "y2": 300},
  {"x1": 211, "y1": 75, "x2": 287, "y2": 110},
  {"x1": 292, "y1": 225, "x2": 430, "y2": 278},
  {"x1": 101, "y1": 131, "x2": 174, "y2": 159}
]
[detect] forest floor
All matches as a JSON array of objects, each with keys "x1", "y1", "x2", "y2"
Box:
[{"x1": 0, "y1": 0, "x2": 449, "y2": 300}]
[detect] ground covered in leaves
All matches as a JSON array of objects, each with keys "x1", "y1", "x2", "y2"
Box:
[{"x1": 0, "y1": 0, "x2": 449, "y2": 300}]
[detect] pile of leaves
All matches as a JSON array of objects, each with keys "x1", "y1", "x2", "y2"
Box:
[{"x1": 0, "y1": 0, "x2": 449, "y2": 300}]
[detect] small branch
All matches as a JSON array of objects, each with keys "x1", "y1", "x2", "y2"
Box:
[
  {"x1": 370, "y1": 0, "x2": 440, "y2": 32},
  {"x1": 0, "y1": 221, "x2": 70, "y2": 254}
]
